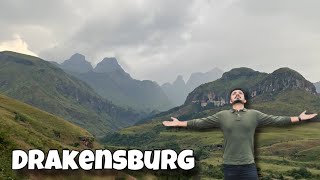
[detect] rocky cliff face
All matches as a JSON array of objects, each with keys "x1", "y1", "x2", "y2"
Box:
[
  {"x1": 251, "y1": 68, "x2": 316, "y2": 96},
  {"x1": 185, "y1": 67, "x2": 317, "y2": 107}
]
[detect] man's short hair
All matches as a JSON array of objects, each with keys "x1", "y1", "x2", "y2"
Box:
[{"x1": 229, "y1": 87, "x2": 249, "y2": 100}]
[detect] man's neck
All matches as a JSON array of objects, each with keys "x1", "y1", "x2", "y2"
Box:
[{"x1": 232, "y1": 103, "x2": 245, "y2": 111}]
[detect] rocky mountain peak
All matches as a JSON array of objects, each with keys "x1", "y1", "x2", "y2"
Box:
[
  {"x1": 94, "y1": 57, "x2": 120, "y2": 72},
  {"x1": 221, "y1": 67, "x2": 262, "y2": 80},
  {"x1": 271, "y1": 67, "x2": 305, "y2": 80},
  {"x1": 61, "y1": 53, "x2": 93, "y2": 73},
  {"x1": 173, "y1": 75, "x2": 185, "y2": 83},
  {"x1": 69, "y1": 53, "x2": 86, "y2": 61},
  {"x1": 185, "y1": 67, "x2": 317, "y2": 107},
  {"x1": 255, "y1": 67, "x2": 317, "y2": 95}
]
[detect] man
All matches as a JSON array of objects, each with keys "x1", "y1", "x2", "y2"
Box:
[{"x1": 162, "y1": 88, "x2": 317, "y2": 180}]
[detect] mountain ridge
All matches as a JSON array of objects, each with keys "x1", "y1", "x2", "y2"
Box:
[
  {"x1": 58, "y1": 53, "x2": 173, "y2": 112},
  {"x1": 0, "y1": 51, "x2": 144, "y2": 137},
  {"x1": 101, "y1": 67, "x2": 320, "y2": 179},
  {"x1": 161, "y1": 68, "x2": 223, "y2": 107}
]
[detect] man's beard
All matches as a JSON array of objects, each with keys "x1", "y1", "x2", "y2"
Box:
[{"x1": 232, "y1": 99, "x2": 244, "y2": 104}]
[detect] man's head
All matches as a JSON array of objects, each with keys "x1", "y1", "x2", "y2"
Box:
[{"x1": 229, "y1": 88, "x2": 247, "y2": 105}]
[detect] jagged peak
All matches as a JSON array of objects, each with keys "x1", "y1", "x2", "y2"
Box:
[
  {"x1": 60, "y1": 53, "x2": 93, "y2": 73},
  {"x1": 100, "y1": 57, "x2": 118, "y2": 64},
  {"x1": 69, "y1": 53, "x2": 86, "y2": 61},
  {"x1": 62, "y1": 53, "x2": 91, "y2": 65},
  {"x1": 175, "y1": 75, "x2": 184, "y2": 81},
  {"x1": 94, "y1": 57, "x2": 124, "y2": 73},
  {"x1": 173, "y1": 75, "x2": 186, "y2": 85}
]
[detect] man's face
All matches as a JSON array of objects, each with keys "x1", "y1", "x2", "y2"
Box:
[{"x1": 230, "y1": 89, "x2": 247, "y2": 105}]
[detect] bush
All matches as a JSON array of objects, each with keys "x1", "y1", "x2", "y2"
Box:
[
  {"x1": 73, "y1": 142, "x2": 80, "y2": 147},
  {"x1": 261, "y1": 175, "x2": 272, "y2": 180},
  {"x1": 286, "y1": 167, "x2": 312, "y2": 179},
  {"x1": 14, "y1": 112, "x2": 28, "y2": 122}
]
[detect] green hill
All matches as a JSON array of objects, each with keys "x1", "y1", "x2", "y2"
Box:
[
  {"x1": 0, "y1": 93, "x2": 99, "y2": 179},
  {"x1": 0, "y1": 51, "x2": 145, "y2": 137},
  {"x1": 101, "y1": 67, "x2": 320, "y2": 179}
]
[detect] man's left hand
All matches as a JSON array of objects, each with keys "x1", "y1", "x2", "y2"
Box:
[{"x1": 300, "y1": 110, "x2": 318, "y2": 120}]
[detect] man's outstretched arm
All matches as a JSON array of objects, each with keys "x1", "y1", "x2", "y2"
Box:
[
  {"x1": 290, "y1": 110, "x2": 318, "y2": 123},
  {"x1": 257, "y1": 110, "x2": 318, "y2": 127},
  {"x1": 162, "y1": 113, "x2": 220, "y2": 129}
]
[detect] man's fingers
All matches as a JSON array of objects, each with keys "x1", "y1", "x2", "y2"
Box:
[
  {"x1": 311, "y1": 114, "x2": 318, "y2": 118},
  {"x1": 171, "y1": 117, "x2": 177, "y2": 121},
  {"x1": 303, "y1": 113, "x2": 318, "y2": 120}
]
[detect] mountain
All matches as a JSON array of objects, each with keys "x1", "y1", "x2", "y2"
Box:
[
  {"x1": 161, "y1": 68, "x2": 224, "y2": 107},
  {"x1": 59, "y1": 55, "x2": 173, "y2": 112},
  {"x1": 161, "y1": 75, "x2": 189, "y2": 107},
  {"x1": 94, "y1": 57, "x2": 128, "y2": 75},
  {"x1": 185, "y1": 67, "x2": 316, "y2": 106},
  {"x1": 0, "y1": 51, "x2": 144, "y2": 137},
  {"x1": 186, "y1": 67, "x2": 224, "y2": 91},
  {"x1": 0, "y1": 93, "x2": 98, "y2": 179},
  {"x1": 102, "y1": 67, "x2": 320, "y2": 179},
  {"x1": 314, "y1": 81, "x2": 320, "y2": 93},
  {"x1": 60, "y1": 53, "x2": 93, "y2": 73}
]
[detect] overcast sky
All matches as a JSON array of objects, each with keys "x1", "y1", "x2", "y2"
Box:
[{"x1": 0, "y1": 0, "x2": 319, "y2": 84}]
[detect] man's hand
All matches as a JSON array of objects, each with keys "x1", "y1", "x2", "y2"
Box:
[
  {"x1": 162, "y1": 117, "x2": 187, "y2": 127},
  {"x1": 300, "y1": 110, "x2": 318, "y2": 120}
]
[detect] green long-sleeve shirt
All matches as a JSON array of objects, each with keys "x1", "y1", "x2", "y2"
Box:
[{"x1": 186, "y1": 108, "x2": 292, "y2": 165}]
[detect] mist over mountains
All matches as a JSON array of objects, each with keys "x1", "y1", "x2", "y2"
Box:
[
  {"x1": 57, "y1": 53, "x2": 174, "y2": 112},
  {"x1": 56, "y1": 53, "x2": 225, "y2": 111},
  {"x1": 161, "y1": 68, "x2": 224, "y2": 106}
]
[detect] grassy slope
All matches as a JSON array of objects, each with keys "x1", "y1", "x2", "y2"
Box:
[
  {"x1": 0, "y1": 93, "x2": 99, "y2": 179},
  {"x1": 102, "y1": 90, "x2": 320, "y2": 179},
  {"x1": 0, "y1": 51, "x2": 144, "y2": 137},
  {"x1": 0, "y1": 51, "x2": 112, "y2": 135}
]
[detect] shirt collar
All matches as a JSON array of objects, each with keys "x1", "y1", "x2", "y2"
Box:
[{"x1": 230, "y1": 107, "x2": 247, "y2": 113}]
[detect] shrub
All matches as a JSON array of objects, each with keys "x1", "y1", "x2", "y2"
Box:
[
  {"x1": 286, "y1": 167, "x2": 312, "y2": 179},
  {"x1": 14, "y1": 112, "x2": 28, "y2": 122}
]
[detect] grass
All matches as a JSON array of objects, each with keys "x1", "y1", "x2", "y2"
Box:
[
  {"x1": 0, "y1": 94, "x2": 98, "y2": 179},
  {"x1": 105, "y1": 123, "x2": 320, "y2": 178}
]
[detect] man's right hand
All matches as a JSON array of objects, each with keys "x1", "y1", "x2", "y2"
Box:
[{"x1": 162, "y1": 117, "x2": 187, "y2": 127}]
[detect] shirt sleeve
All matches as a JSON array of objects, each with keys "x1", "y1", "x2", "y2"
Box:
[
  {"x1": 256, "y1": 110, "x2": 292, "y2": 127},
  {"x1": 186, "y1": 113, "x2": 220, "y2": 130}
]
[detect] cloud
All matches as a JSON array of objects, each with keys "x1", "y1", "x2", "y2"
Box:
[
  {"x1": 0, "y1": 0, "x2": 319, "y2": 84},
  {"x1": 0, "y1": 34, "x2": 38, "y2": 57}
]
